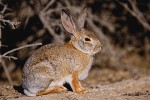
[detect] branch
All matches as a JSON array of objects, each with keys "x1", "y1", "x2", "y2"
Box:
[
  {"x1": 1, "y1": 59, "x2": 13, "y2": 85},
  {"x1": 0, "y1": 4, "x2": 7, "y2": 14},
  {"x1": 1, "y1": 55, "x2": 18, "y2": 60},
  {"x1": 0, "y1": 44, "x2": 8, "y2": 47},
  {"x1": 41, "y1": 0, "x2": 55, "y2": 12},
  {"x1": 118, "y1": 0, "x2": 150, "y2": 31},
  {"x1": 38, "y1": 1, "x2": 68, "y2": 43},
  {"x1": 0, "y1": 19, "x2": 21, "y2": 29},
  {"x1": 46, "y1": 7, "x2": 72, "y2": 15},
  {"x1": 0, "y1": 43, "x2": 42, "y2": 84},
  {"x1": 2, "y1": 43, "x2": 42, "y2": 56},
  {"x1": 92, "y1": 15, "x2": 115, "y2": 33}
]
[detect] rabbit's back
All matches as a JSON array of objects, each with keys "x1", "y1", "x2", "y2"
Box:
[{"x1": 24, "y1": 43, "x2": 92, "y2": 71}]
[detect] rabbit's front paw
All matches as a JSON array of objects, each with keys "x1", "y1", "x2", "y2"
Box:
[{"x1": 76, "y1": 88, "x2": 89, "y2": 94}]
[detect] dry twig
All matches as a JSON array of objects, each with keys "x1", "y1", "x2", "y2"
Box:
[
  {"x1": 1, "y1": 59, "x2": 13, "y2": 85},
  {"x1": 0, "y1": 19, "x2": 21, "y2": 29},
  {"x1": 1, "y1": 43, "x2": 42, "y2": 84},
  {"x1": 41, "y1": 0, "x2": 55, "y2": 12},
  {"x1": 118, "y1": 0, "x2": 150, "y2": 31},
  {"x1": 1, "y1": 55, "x2": 18, "y2": 60},
  {"x1": 2, "y1": 43, "x2": 42, "y2": 56},
  {"x1": 38, "y1": 1, "x2": 66, "y2": 43}
]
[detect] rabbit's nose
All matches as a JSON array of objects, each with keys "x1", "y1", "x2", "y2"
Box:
[
  {"x1": 100, "y1": 43, "x2": 103, "y2": 47},
  {"x1": 98, "y1": 41, "x2": 103, "y2": 47},
  {"x1": 94, "y1": 43, "x2": 101, "y2": 51}
]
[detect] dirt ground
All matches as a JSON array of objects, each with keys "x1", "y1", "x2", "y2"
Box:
[{"x1": 0, "y1": 66, "x2": 150, "y2": 100}]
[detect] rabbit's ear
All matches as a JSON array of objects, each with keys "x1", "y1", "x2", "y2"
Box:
[
  {"x1": 61, "y1": 9, "x2": 78, "y2": 34},
  {"x1": 78, "y1": 7, "x2": 87, "y2": 29}
]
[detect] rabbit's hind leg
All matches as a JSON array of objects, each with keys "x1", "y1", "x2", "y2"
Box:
[{"x1": 36, "y1": 86, "x2": 67, "y2": 96}]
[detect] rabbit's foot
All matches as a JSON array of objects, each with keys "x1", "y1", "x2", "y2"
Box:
[
  {"x1": 76, "y1": 88, "x2": 89, "y2": 94},
  {"x1": 36, "y1": 86, "x2": 67, "y2": 96},
  {"x1": 71, "y1": 71, "x2": 89, "y2": 94}
]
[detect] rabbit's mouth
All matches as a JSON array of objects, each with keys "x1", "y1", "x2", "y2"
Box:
[{"x1": 92, "y1": 45, "x2": 102, "y2": 55}]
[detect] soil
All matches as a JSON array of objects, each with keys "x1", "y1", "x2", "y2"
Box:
[{"x1": 0, "y1": 67, "x2": 150, "y2": 100}]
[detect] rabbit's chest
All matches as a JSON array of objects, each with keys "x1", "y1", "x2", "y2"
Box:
[
  {"x1": 79, "y1": 69, "x2": 89, "y2": 80},
  {"x1": 78, "y1": 59, "x2": 93, "y2": 80},
  {"x1": 65, "y1": 51, "x2": 93, "y2": 80}
]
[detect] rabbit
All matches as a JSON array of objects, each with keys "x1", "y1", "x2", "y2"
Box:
[{"x1": 22, "y1": 7, "x2": 102, "y2": 96}]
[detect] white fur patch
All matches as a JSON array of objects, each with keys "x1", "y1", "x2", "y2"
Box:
[
  {"x1": 48, "y1": 75, "x2": 72, "y2": 88},
  {"x1": 24, "y1": 89, "x2": 36, "y2": 96},
  {"x1": 79, "y1": 57, "x2": 93, "y2": 80},
  {"x1": 79, "y1": 70, "x2": 89, "y2": 80}
]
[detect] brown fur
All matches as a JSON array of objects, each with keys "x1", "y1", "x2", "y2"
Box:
[
  {"x1": 37, "y1": 86, "x2": 67, "y2": 96},
  {"x1": 22, "y1": 7, "x2": 102, "y2": 96}
]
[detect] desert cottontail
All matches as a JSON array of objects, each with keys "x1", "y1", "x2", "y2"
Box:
[{"x1": 22, "y1": 7, "x2": 102, "y2": 96}]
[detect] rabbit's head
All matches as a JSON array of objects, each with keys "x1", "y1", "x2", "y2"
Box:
[{"x1": 61, "y1": 7, "x2": 102, "y2": 55}]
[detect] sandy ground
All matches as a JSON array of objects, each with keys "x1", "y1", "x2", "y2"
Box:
[
  {"x1": 0, "y1": 77, "x2": 150, "y2": 100},
  {"x1": 0, "y1": 67, "x2": 150, "y2": 100}
]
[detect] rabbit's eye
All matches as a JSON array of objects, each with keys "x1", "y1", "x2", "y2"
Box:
[{"x1": 85, "y1": 38, "x2": 91, "y2": 41}]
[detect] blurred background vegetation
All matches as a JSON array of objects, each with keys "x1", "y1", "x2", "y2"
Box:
[{"x1": 0, "y1": 0, "x2": 150, "y2": 85}]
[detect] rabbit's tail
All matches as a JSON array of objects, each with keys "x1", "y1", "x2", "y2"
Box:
[{"x1": 24, "y1": 89, "x2": 36, "y2": 96}]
